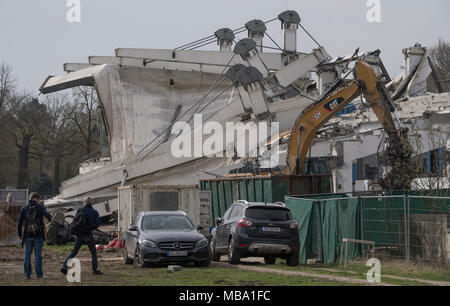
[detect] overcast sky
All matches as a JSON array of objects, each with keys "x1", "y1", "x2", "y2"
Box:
[{"x1": 0, "y1": 0, "x2": 449, "y2": 95}]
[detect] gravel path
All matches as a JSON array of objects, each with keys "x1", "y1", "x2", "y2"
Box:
[{"x1": 211, "y1": 260, "x2": 394, "y2": 286}]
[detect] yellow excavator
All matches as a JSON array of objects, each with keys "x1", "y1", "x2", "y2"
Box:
[{"x1": 284, "y1": 60, "x2": 413, "y2": 189}]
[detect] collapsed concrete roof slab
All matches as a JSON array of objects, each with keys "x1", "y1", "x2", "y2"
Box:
[
  {"x1": 44, "y1": 194, "x2": 116, "y2": 209},
  {"x1": 115, "y1": 48, "x2": 287, "y2": 70},
  {"x1": 63, "y1": 63, "x2": 92, "y2": 72},
  {"x1": 88, "y1": 56, "x2": 233, "y2": 74},
  {"x1": 41, "y1": 64, "x2": 235, "y2": 162},
  {"x1": 40, "y1": 64, "x2": 108, "y2": 94}
]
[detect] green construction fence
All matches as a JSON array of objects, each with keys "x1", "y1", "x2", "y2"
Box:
[{"x1": 286, "y1": 190, "x2": 450, "y2": 264}]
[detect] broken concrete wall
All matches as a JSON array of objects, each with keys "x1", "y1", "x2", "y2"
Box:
[{"x1": 93, "y1": 65, "x2": 233, "y2": 161}]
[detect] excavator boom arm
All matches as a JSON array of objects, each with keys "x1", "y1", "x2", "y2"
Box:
[
  {"x1": 285, "y1": 61, "x2": 408, "y2": 176},
  {"x1": 285, "y1": 80, "x2": 361, "y2": 175}
]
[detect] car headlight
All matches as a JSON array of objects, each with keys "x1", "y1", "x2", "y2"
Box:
[
  {"x1": 141, "y1": 239, "x2": 157, "y2": 248},
  {"x1": 195, "y1": 238, "x2": 208, "y2": 248}
]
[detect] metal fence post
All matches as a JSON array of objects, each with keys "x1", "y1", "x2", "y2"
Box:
[
  {"x1": 406, "y1": 195, "x2": 410, "y2": 261},
  {"x1": 316, "y1": 200, "x2": 322, "y2": 263},
  {"x1": 359, "y1": 196, "x2": 364, "y2": 253},
  {"x1": 403, "y1": 194, "x2": 409, "y2": 261}
]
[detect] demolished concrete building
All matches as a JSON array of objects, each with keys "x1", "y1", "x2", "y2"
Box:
[{"x1": 39, "y1": 11, "x2": 449, "y2": 223}]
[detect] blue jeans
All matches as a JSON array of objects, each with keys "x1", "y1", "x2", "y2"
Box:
[
  {"x1": 63, "y1": 234, "x2": 98, "y2": 271},
  {"x1": 24, "y1": 236, "x2": 44, "y2": 278}
]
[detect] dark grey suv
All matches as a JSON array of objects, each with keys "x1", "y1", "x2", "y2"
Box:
[
  {"x1": 123, "y1": 211, "x2": 211, "y2": 267},
  {"x1": 210, "y1": 201, "x2": 299, "y2": 266}
]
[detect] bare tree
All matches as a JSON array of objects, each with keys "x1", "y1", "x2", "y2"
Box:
[
  {"x1": 12, "y1": 98, "x2": 50, "y2": 188},
  {"x1": 40, "y1": 94, "x2": 78, "y2": 194},
  {"x1": 0, "y1": 63, "x2": 18, "y2": 187},
  {"x1": 428, "y1": 39, "x2": 450, "y2": 92},
  {"x1": 0, "y1": 65, "x2": 102, "y2": 193},
  {"x1": 69, "y1": 87, "x2": 99, "y2": 156},
  {"x1": 0, "y1": 62, "x2": 15, "y2": 110}
]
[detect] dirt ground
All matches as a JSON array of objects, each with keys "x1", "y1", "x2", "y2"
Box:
[
  {"x1": 2, "y1": 245, "x2": 447, "y2": 286},
  {"x1": 0, "y1": 246, "x2": 353, "y2": 286},
  {"x1": 0, "y1": 245, "x2": 124, "y2": 286}
]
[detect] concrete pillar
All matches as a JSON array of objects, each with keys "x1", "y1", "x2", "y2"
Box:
[
  {"x1": 214, "y1": 28, "x2": 235, "y2": 52},
  {"x1": 278, "y1": 10, "x2": 301, "y2": 53},
  {"x1": 245, "y1": 20, "x2": 266, "y2": 53},
  {"x1": 226, "y1": 64, "x2": 269, "y2": 117},
  {"x1": 402, "y1": 43, "x2": 426, "y2": 79},
  {"x1": 233, "y1": 38, "x2": 269, "y2": 77},
  {"x1": 317, "y1": 69, "x2": 338, "y2": 95}
]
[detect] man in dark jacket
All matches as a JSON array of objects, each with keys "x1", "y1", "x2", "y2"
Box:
[
  {"x1": 60, "y1": 197, "x2": 103, "y2": 275},
  {"x1": 17, "y1": 192, "x2": 52, "y2": 279}
]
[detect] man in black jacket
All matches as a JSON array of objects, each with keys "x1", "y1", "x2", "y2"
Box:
[
  {"x1": 17, "y1": 192, "x2": 52, "y2": 279},
  {"x1": 60, "y1": 197, "x2": 103, "y2": 275}
]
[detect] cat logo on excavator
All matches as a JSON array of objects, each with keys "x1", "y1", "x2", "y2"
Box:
[{"x1": 324, "y1": 97, "x2": 345, "y2": 112}]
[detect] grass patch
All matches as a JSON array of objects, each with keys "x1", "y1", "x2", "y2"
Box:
[
  {"x1": 3, "y1": 244, "x2": 446, "y2": 286},
  {"x1": 270, "y1": 258, "x2": 449, "y2": 285},
  {"x1": 0, "y1": 262, "x2": 355, "y2": 286},
  {"x1": 328, "y1": 260, "x2": 450, "y2": 283},
  {"x1": 43, "y1": 242, "x2": 87, "y2": 254},
  {"x1": 97, "y1": 265, "x2": 356, "y2": 286},
  {"x1": 0, "y1": 246, "x2": 354, "y2": 286}
]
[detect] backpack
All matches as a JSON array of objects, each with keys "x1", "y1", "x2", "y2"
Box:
[
  {"x1": 70, "y1": 209, "x2": 89, "y2": 235},
  {"x1": 25, "y1": 205, "x2": 42, "y2": 237}
]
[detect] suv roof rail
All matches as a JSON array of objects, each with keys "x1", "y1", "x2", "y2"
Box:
[
  {"x1": 234, "y1": 200, "x2": 249, "y2": 205},
  {"x1": 273, "y1": 202, "x2": 286, "y2": 206}
]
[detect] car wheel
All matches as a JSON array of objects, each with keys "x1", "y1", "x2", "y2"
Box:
[
  {"x1": 264, "y1": 256, "x2": 276, "y2": 265},
  {"x1": 210, "y1": 239, "x2": 221, "y2": 262},
  {"x1": 227, "y1": 237, "x2": 240, "y2": 265},
  {"x1": 286, "y1": 251, "x2": 299, "y2": 267},
  {"x1": 123, "y1": 243, "x2": 133, "y2": 265},
  {"x1": 134, "y1": 245, "x2": 148, "y2": 268}
]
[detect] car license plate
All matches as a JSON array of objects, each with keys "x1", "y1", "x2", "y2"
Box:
[
  {"x1": 167, "y1": 251, "x2": 188, "y2": 257},
  {"x1": 261, "y1": 227, "x2": 281, "y2": 232}
]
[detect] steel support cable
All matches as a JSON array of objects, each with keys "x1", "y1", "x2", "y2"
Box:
[
  {"x1": 187, "y1": 38, "x2": 224, "y2": 50},
  {"x1": 175, "y1": 34, "x2": 217, "y2": 51},
  {"x1": 147, "y1": 54, "x2": 237, "y2": 158},
  {"x1": 193, "y1": 83, "x2": 235, "y2": 116},
  {"x1": 170, "y1": 81, "x2": 235, "y2": 138},
  {"x1": 135, "y1": 77, "x2": 228, "y2": 157},
  {"x1": 177, "y1": 17, "x2": 279, "y2": 51},
  {"x1": 256, "y1": 45, "x2": 282, "y2": 52},
  {"x1": 185, "y1": 28, "x2": 248, "y2": 50},
  {"x1": 185, "y1": 28, "x2": 250, "y2": 50},
  {"x1": 167, "y1": 82, "x2": 236, "y2": 150},
  {"x1": 192, "y1": 54, "x2": 236, "y2": 114},
  {"x1": 177, "y1": 27, "x2": 245, "y2": 50},
  {"x1": 137, "y1": 53, "x2": 236, "y2": 157},
  {"x1": 298, "y1": 23, "x2": 322, "y2": 48},
  {"x1": 180, "y1": 28, "x2": 244, "y2": 51},
  {"x1": 139, "y1": 82, "x2": 236, "y2": 161},
  {"x1": 264, "y1": 32, "x2": 284, "y2": 52}
]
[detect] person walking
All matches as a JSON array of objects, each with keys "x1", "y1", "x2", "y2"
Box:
[
  {"x1": 17, "y1": 192, "x2": 52, "y2": 280},
  {"x1": 60, "y1": 197, "x2": 103, "y2": 275}
]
